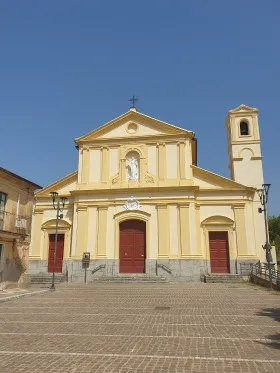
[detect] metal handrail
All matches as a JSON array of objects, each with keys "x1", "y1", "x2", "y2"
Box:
[
  {"x1": 156, "y1": 263, "x2": 172, "y2": 275},
  {"x1": 91, "y1": 264, "x2": 106, "y2": 274},
  {"x1": 251, "y1": 262, "x2": 280, "y2": 286}
]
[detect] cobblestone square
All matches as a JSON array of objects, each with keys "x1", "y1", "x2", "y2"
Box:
[{"x1": 0, "y1": 282, "x2": 279, "y2": 372}]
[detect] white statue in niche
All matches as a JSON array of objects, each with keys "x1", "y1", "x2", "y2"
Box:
[{"x1": 127, "y1": 155, "x2": 139, "y2": 181}]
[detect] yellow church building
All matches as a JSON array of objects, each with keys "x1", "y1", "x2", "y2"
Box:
[{"x1": 28, "y1": 104, "x2": 268, "y2": 282}]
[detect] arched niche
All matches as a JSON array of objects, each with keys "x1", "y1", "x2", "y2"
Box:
[
  {"x1": 119, "y1": 145, "x2": 147, "y2": 184},
  {"x1": 126, "y1": 151, "x2": 140, "y2": 181},
  {"x1": 238, "y1": 147, "x2": 254, "y2": 160}
]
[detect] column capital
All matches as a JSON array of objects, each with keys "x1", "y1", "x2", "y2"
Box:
[
  {"x1": 232, "y1": 203, "x2": 246, "y2": 209},
  {"x1": 178, "y1": 203, "x2": 190, "y2": 208},
  {"x1": 156, "y1": 204, "x2": 168, "y2": 209},
  {"x1": 33, "y1": 209, "x2": 44, "y2": 215},
  {"x1": 77, "y1": 206, "x2": 87, "y2": 212},
  {"x1": 98, "y1": 206, "x2": 108, "y2": 211}
]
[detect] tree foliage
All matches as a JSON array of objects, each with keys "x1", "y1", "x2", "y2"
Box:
[{"x1": 268, "y1": 215, "x2": 280, "y2": 260}]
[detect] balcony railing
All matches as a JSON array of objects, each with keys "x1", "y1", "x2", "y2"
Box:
[{"x1": 0, "y1": 210, "x2": 31, "y2": 235}]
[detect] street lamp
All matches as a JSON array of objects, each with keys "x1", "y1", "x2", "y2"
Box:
[
  {"x1": 257, "y1": 183, "x2": 272, "y2": 289},
  {"x1": 50, "y1": 192, "x2": 67, "y2": 291}
]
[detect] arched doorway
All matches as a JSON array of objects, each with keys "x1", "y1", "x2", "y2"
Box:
[
  {"x1": 41, "y1": 219, "x2": 71, "y2": 274},
  {"x1": 119, "y1": 219, "x2": 146, "y2": 273},
  {"x1": 201, "y1": 216, "x2": 234, "y2": 274}
]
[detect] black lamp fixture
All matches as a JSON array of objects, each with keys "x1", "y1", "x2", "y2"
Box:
[
  {"x1": 257, "y1": 184, "x2": 271, "y2": 209},
  {"x1": 49, "y1": 192, "x2": 67, "y2": 291}
]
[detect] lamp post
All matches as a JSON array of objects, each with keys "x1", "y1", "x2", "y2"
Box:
[
  {"x1": 257, "y1": 184, "x2": 272, "y2": 289},
  {"x1": 50, "y1": 192, "x2": 67, "y2": 291}
]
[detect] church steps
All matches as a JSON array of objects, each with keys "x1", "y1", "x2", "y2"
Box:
[
  {"x1": 91, "y1": 275, "x2": 168, "y2": 283},
  {"x1": 29, "y1": 273, "x2": 66, "y2": 284},
  {"x1": 203, "y1": 274, "x2": 243, "y2": 283}
]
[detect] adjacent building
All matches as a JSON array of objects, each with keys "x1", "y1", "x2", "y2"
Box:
[
  {"x1": 29, "y1": 104, "x2": 267, "y2": 282},
  {"x1": 0, "y1": 167, "x2": 41, "y2": 285}
]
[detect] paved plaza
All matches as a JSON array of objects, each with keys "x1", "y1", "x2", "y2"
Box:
[{"x1": 0, "y1": 282, "x2": 279, "y2": 372}]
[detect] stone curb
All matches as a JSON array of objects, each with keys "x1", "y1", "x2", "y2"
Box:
[{"x1": 0, "y1": 289, "x2": 50, "y2": 303}]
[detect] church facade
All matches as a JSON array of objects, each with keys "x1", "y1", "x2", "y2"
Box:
[{"x1": 28, "y1": 104, "x2": 267, "y2": 282}]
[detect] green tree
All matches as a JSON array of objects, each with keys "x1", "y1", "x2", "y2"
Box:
[{"x1": 268, "y1": 215, "x2": 280, "y2": 261}]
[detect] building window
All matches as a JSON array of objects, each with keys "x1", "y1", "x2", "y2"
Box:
[{"x1": 240, "y1": 121, "x2": 249, "y2": 136}]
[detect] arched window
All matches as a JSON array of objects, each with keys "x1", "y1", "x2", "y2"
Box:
[{"x1": 240, "y1": 121, "x2": 249, "y2": 136}]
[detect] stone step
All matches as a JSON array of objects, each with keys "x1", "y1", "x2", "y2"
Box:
[
  {"x1": 91, "y1": 276, "x2": 168, "y2": 283},
  {"x1": 29, "y1": 274, "x2": 66, "y2": 284},
  {"x1": 204, "y1": 274, "x2": 243, "y2": 283}
]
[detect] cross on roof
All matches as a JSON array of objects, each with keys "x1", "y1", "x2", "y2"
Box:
[{"x1": 129, "y1": 95, "x2": 138, "y2": 108}]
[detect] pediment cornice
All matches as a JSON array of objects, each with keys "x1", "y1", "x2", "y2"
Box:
[{"x1": 75, "y1": 110, "x2": 194, "y2": 144}]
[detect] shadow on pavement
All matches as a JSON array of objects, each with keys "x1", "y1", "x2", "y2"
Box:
[{"x1": 256, "y1": 308, "x2": 280, "y2": 350}]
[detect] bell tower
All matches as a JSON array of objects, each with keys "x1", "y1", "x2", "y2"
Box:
[{"x1": 226, "y1": 104, "x2": 264, "y2": 189}]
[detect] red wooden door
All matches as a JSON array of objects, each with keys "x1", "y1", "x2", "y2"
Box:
[
  {"x1": 48, "y1": 234, "x2": 64, "y2": 273},
  {"x1": 209, "y1": 231, "x2": 230, "y2": 273},
  {"x1": 119, "y1": 220, "x2": 146, "y2": 273}
]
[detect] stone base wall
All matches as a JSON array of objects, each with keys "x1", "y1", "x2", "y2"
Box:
[
  {"x1": 28, "y1": 257, "x2": 260, "y2": 283},
  {"x1": 28, "y1": 260, "x2": 49, "y2": 275},
  {"x1": 238, "y1": 260, "x2": 259, "y2": 276},
  {"x1": 28, "y1": 259, "x2": 206, "y2": 282}
]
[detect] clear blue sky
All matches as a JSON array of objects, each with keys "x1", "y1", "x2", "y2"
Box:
[{"x1": 0, "y1": 1, "x2": 279, "y2": 214}]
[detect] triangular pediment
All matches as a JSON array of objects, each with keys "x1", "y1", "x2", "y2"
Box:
[
  {"x1": 228, "y1": 104, "x2": 258, "y2": 114},
  {"x1": 36, "y1": 171, "x2": 78, "y2": 198},
  {"x1": 192, "y1": 166, "x2": 254, "y2": 190},
  {"x1": 75, "y1": 109, "x2": 193, "y2": 143}
]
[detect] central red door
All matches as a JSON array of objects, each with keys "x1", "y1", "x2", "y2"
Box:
[
  {"x1": 48, "y1": 234, "x2": 64, "y2": 273},
  {"x1": 119, "y1": 220, "x2": 146, "y2": 273},
  {"x1": 209, "y1": 231, "x2": 230, "y2": 273}
]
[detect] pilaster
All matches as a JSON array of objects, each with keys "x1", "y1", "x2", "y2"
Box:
[
  {"x1": 75, "y1": 206, "x2": 88, "y2": 258},
  {"x1": 178, "y1": 142, "x2": 186, "y2": 179},
  {"x1": 157, "y1": 205, "x2": 169, "y2": 257},
  {"x1": 157, "y1": 143, "x2": 166, "y2": 182},
  {"x1": 97, "y1": 207, "x2": 108, "y2": 257},
  {"x1": 29, "y1": 210, "x2": 44, "y2": 258},
  {"x1": 81, "y1": 147, "x2": 89, "y2": 183},
  {"x1": 178, "y1": 204, "x2": 191, "y2": 257},
  {"x1": 101, "y1": 147, "x2": 109, "y2": 183},
  {"x1": 233, "y1": 204, "x2": 248, "y2": 257},
  {"x1": 195, "y1": 204, "x2": 202, "y2": 255}
]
